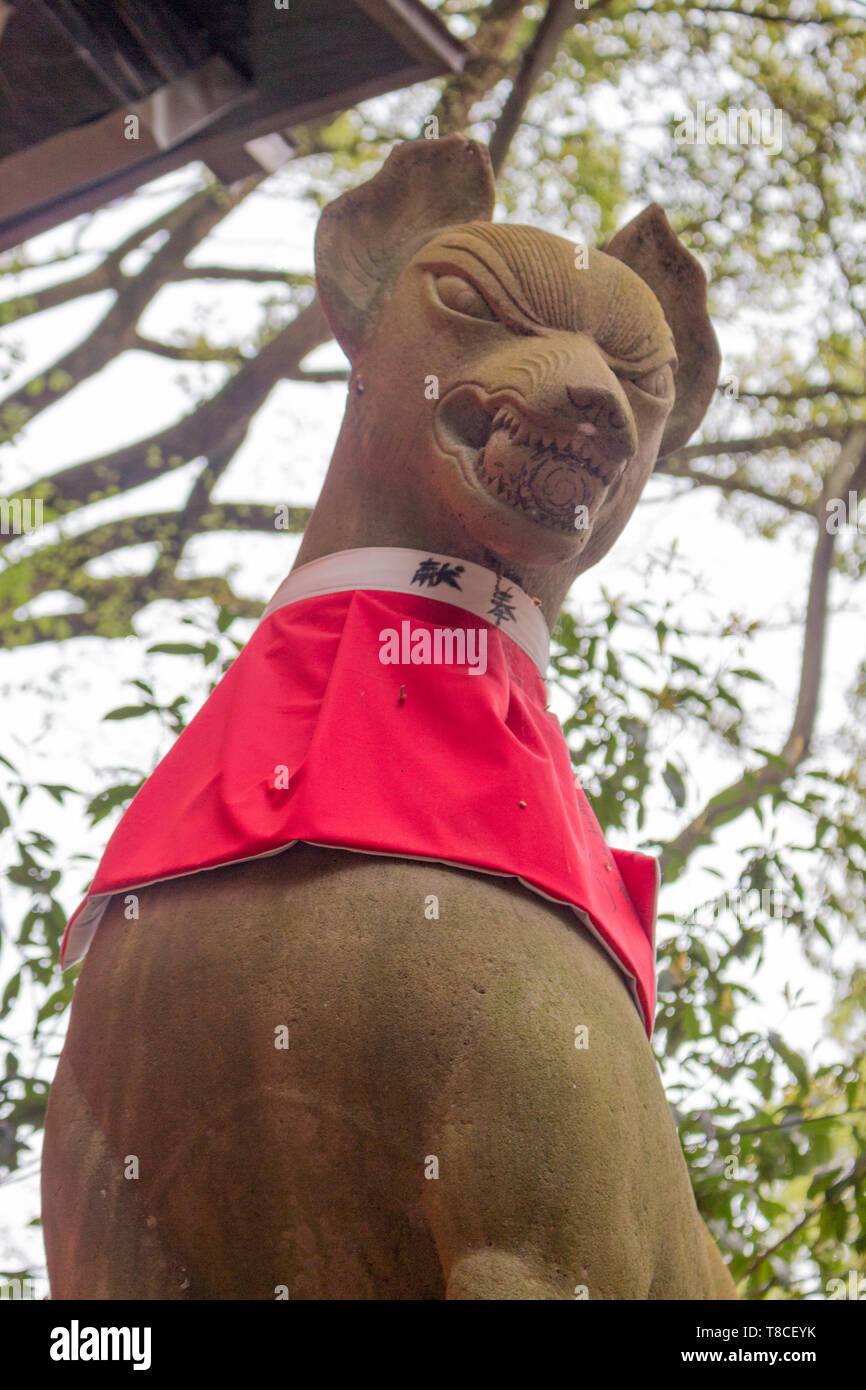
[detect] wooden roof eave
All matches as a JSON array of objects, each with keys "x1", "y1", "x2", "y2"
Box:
[{"x1": 0, "y1": 0, "x2": 469, "y2": 252}]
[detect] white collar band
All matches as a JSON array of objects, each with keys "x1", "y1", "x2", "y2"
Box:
[{"x1": 262, "y1": 547, "x2": 551, "y2": 675}]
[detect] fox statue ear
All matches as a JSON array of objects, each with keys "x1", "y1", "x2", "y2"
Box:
[
  {"x1": 314, "y1": 134, "x2": 496, "y2": 362},
  {"x1": 604, "y1": 205, "x2": 720, "y2": 457}
]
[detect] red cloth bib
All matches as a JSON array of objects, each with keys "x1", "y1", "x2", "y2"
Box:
[{"x1": 61, "y1": 548, "x2": 659, "y2": 1034}]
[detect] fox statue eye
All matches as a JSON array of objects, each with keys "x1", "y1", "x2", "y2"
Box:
[
  {"x1": 434, "y1": 273, "x2": 498, "y2": 321},
  {"x1": 632, "y1": 363, "x2": 675, "y2": 399}
]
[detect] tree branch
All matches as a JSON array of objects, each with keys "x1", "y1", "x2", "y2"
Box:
[
  {"x1": 782, "y1": 429, "x2": 866, "y2": 761},
  {"x1": 659, "y1": 424, "x2": 849, "y2": 469},
  {"x1": 131, "y1": 336, "x2": 348, "y2": 379},
  {"x1": 0, "y1": 184, "x2": 214, "y2": 323},
  {"x1": 694, "y1": 4, "x2": 862, "y2": 28},
  {"x1": 738, "y1": 386, "x2": 866, "y2": 403},
  {"x1": 132, "y1": 334, "x2": 244, "y2": 365},
  {"x1": 147, "y1": 445, "x2": 256, "y2": 578},
  {"x1": 176, "y1": 266, "x2": 314, "y2": 287},
  {"x1": 0, "y1": 183, "x2": 263, "y2": 436},
  {"x1": 2, "y1": 574, "x2": 265, "y2": 649},
  {"x1": 657, "y1": 426, "x2": 866, "y2": 882},
  {"x1": 0, "y1": 502, "x2": 312, "y2": 630},
  {"x1": 488, "y1": 0, "x2": 578, "y2": 176},
  {"x1": 0, "y1": 503, "x2": 311, "y2": 606},
  {"x1": 290, "y1": 368, "x2": 349, "y2": 384},
  {"x1": 741, "y1": 1149, "x2": 866, "y2": 1280},
  {"x1": 427, "y1": 0, "x2": 528, "y2": 137},
  {"x1": 0, "y1": 298, "x2": 331, "y2": 527},
  {"x1": 655, "y1": 456, "x2": 814, "y2": 516}
]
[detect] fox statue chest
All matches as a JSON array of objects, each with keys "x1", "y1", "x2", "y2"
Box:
[{"x1": 61, "y1": 548, "x2": 659, "y2": 1037}]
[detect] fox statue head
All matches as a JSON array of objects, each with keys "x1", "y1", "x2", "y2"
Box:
[{"x1": 305, "y1": 133, "x2": 719, "y2": 605}]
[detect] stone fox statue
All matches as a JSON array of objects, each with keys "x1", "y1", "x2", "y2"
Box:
[{"x1": 42, "y1": 135, "x2": 736, "y2": 1300}]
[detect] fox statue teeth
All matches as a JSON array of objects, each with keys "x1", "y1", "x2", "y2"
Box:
[{"x1": 475, "y1": 421, "x2": 596, "y2": 531}]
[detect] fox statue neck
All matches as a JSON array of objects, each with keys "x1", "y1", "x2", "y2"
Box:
[{"x1": 293, "y1": 402, "x2": 578, "y2": 631}]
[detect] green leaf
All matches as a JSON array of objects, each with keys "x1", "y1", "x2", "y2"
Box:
[
  {"x1": 662, "y1": 761, "x2": 687, "y2": 808},
  {"x1": 146, "y1": 642, "x2": 203, "y2": 656},
  {"x1": 39, "y1": 784, "x2": 76, "y2": 804},
  {"x1": 767, "y1": 1032, "x2": 810, "y2": 1089},
  {"x1": 1, "y1": 970, "x2": 22, "y2": 1017},
  {"x1": 753, "y1": 747, "x2": 791, "y2": 770},
  {"x1": 813, "y1": 917, "x2": 833, "y2": 948},
  {"x1": 671, "y1": 655, "x2": 702, "y2": 675},
  {"x1": 715, "y1": 686, "x2": 743, "y2": 712},
  {"x1": 103, "y1": 704, "x2": 156, "y2": 721},
  {"x1": 85, "y1": 782, "x2": 144, "y2": 825},
  {"x1": 7, "y1": 865, "x2": 60, "y2": 891},
  {"x1": 36, "y1": 987, "x2": 74, "y2": 1025}
]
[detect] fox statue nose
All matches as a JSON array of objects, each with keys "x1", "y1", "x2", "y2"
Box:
[{"x1": 566, "y1": 385, "x2": 638, "y2": 465}]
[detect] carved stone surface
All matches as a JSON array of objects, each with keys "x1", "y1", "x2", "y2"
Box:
[
  {"x1": 300, "y1": 132, "x2": 719, "y2": 615},
  {"x1": 41, "y1": 136, "x2": 735, "y2": 1300}
]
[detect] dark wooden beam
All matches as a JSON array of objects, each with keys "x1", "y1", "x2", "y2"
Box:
[
  {"x1": 355, "y1": 0, "x2": 469, "y2": 74},
  {"x1": 0, "y1": 0, "x2": 469, "y2": 252},
  {"x1": 0, "y1": 56, "x2": 254, "y2": 250}
]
